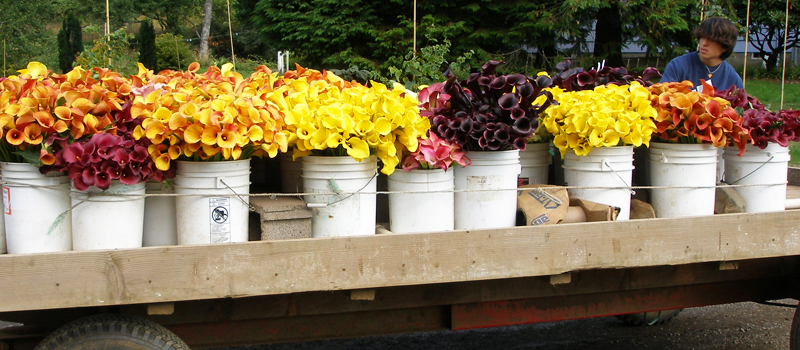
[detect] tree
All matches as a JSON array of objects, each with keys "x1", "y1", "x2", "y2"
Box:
[
  {"x1": 243, "y1": 0, "x2": 697, "y2": 74},
  {"x1": 199, "y1": 0, "x2": 214, "y2": 61},
  {"x1": 732, "y1": 0, "x2": 800, "y2": 71},
  {"x1": 139, "y1": 20, "x2": 157, "y2": 71},
  {"x1": 57, "y1": 13, "x2": 83, "y2": 73},
  {"x1": 57, "y1": 23, "x2": 71, "y2": 73},
  {"x1": 594, "y1": 2, "x2": 624, "y2": 67}
]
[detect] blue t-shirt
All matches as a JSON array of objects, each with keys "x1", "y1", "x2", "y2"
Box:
[{"x1": 660, "y1": 52, "x2": 743, "y2": 91}]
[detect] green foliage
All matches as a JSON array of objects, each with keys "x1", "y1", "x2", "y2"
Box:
[
  {"x1": 57, "y1": 27, "x2": 71, "y2": 74},
  {"x1": 742, "y1": 66, "x2": 800, "y2": 81},
  {"x1": 75, "y1": 26, "x2": 136, "y2": 74},
  {"x1": 139, "y1": 20, "x2": 157, "y2": 71},
  {"x1": 68, "y1": 14, "x2": 84, "y2": 56},
  {"x1": 330, "y1": 66, "x2": 378, "y2": 85},
  {"x1": 155, "y1": 33, "x2": 195, "y2": 71},
  {"x1": 57, "y1": 14, "x2": 84, "y2": 73},
  {"x1": 790, "y1": 141, "x2": 800, "y2": 166},
  {"x1": 0, "y1": 0, "x2": 59, "y2": 76},
  {"x1": 386, "y1": 37, "x2": 474, "y2": 91}
]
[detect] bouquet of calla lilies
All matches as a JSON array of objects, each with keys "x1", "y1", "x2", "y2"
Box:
[
  {"x1": 647, "y1": 80, "x2": 751, "y2": 155},
  {"x1": 278, "y1": 65, "x2": 430, "y2": 175},
  {"x1": 131, "y1": 62, "x2": 289, "y2": 171},
  {"x1": 541, "y1": 82, "x2": 658, "y2": 157},
  {"x1": 400, "y1": 133, "x2": 470, "y2": 172}
]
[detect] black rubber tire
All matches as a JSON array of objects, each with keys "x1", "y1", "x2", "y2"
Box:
[
  {"x1": 34, "y1": 314, "x2": 190, "y2": 350},
  {"x1": 790, "y1": 302, "x2": 800, "y2": 350},
  {"x1": 616, "y1": 309, "x2": 684, "y2": 326}
]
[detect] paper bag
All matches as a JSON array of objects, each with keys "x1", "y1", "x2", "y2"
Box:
[
  {"x1": 568, "y1": 198, "x2": 618, "y2": 222},
  {"x1": 516, "y1": 185, "x2": 569, "y2": 226}
]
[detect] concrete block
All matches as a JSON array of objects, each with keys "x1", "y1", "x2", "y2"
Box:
[
  {"x1": 630, "y1": 199, "x2": 656, "y2": 219},
  {"x1": 715, "y1": 184, "x2": 746, "y2": 214},
  {"x1": 250, "y1": 196, "x2": 312, "y2": 240}
]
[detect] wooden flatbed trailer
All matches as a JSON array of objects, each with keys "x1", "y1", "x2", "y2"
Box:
[{"x1": 2, "y1": 182, "x2": 800, "y2": 349}]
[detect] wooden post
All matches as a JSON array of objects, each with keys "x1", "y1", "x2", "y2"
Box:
[
  {"x1": 175, "y1": 36, "x2": 181, "y2": 71},
  {"x1": 781, "y1": 0, "x2": 789, "y2": 109},
  {"x1": 227, "y1": 0, "x2": 236, "y2": 71},
  {"x1": 106, "y1": 0, "x2": 111, "y2": 67},
  {"x1": 413, "y1": 0, "x2": 417, "y2": 53}
]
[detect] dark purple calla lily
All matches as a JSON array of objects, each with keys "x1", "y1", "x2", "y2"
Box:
[{"x1": 418, "y1": 59, "x2": 554, "y2": 151}]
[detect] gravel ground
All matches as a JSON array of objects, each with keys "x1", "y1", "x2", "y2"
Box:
[{"x1": 212, "y1": 300, "x2": 798, "y2": 350}]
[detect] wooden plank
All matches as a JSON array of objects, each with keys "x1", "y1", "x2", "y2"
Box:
[{"x1": 1, "y1": 211, "x2": 800, "y2": 313}]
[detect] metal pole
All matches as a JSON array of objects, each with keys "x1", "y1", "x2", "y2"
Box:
[
  {"x1": 106, "y1": 0, "x2": 111, "y2": 67},
  {"x1": 227, "y1": 0, "x2": 236, "y2": 71}
]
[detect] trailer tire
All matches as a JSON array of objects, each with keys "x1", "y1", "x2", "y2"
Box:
[
  {"x1": 34, "y1": 314, "x2": 190, "y2": 350},
  {"x1": 790, "y1": 302, "x2": 800, "y2": 350},
  {"x1": 616, "y1": 309, "x2": 683, "y2": 326}
]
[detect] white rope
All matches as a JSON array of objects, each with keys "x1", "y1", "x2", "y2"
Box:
[{"x1": 0, "y1": 180, "x2": 784, "y2": 198}]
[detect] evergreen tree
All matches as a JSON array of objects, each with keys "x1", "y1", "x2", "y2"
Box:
[
  {"x1": 67, "y1": 14, "x2": 83, "y2": 58},
  {"x1": 57, "y1": 19, "x2": 71, "y2": 73},
  {"x1": 139, "y1": 20, "x2": 157, "y2": 71},
  {"x1": 56, "y1": 14, "x2": 83, "y2": 73}
]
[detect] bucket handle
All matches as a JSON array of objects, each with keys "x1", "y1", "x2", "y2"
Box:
[
  {"x1": 602, "y1": 160, "x2": 636, "y2": 195},
  {"x1": 219, "y1": 179, "x2": 256, "y2": 212},
  {"x1": 727, "y1": 155, "x2": 774, "y2": 185},
  {"x1": 304, "y1": 169, "x2": 379, "y2": 208},
  {"x1": 659, "y1": 150, "x2": 668, "y2": 163}
]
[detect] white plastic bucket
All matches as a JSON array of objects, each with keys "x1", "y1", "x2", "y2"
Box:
[
  {"x1": 72, "y1": 181, "x2": 145, "y2": 250},
  {"x1": 519, "y1": 143, "x2": 552, "y2": 186},
  {"x1": 388, "y1": 168, "x2": 454, "y2": 233},
  {"x1": 143, "y1": 181, "x2": 177, "y2": 246},
  {"x1": 0, "y1": 210, "x2": 4, "y2": 254},
  {"x1": 717, "y1": 147, "x2": 725, "y2": 183},
  {"x1": 302, "y1": 156, "x2": 377, "y2": 238},
  {"x1": 1, "y1": 162, "x2": 71, "y2": 254},
  {"x1": 563, "y1": 146, "x2": 634, "y2": 220},
  {"x1": 454, "y1": 150, "x2": 521, "y2": 230},
  {"x1": 723, "y1": 143, "x2": 790, "y2": 213},
  {"x1": 279, "y1": 151, "x2": 303, "y2": 193},
  {"x1": 175, "y1": 160, "x2": 251, "y2": 245},
  {"x1": 648, "y1": 143, "x2": 718, "y2": 218}
]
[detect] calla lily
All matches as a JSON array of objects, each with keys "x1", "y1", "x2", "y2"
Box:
[
  {"x1": 648, "y1": 81, "x2": 751, "y2": 152},
  {"x1": 543, "y1": 82, "x2": 657, "y2": 157}
]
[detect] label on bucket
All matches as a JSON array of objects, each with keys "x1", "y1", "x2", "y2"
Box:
[
  {"x1": 466, "y1": 175, "x2": 505, "y2": 201},
  {"x1": 2, "y1": 187, "x2": 9, "y2": 215},
  {"x1": 209, "y1": 197, "x2": 231, "y2": 243}
]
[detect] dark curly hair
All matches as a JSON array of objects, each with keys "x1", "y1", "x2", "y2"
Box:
[{"x1": 693, "y1": 17, "x2": 738, "y2": 60}]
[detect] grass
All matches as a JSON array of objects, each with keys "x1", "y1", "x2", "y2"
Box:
[
  {"x1": 741, "y1": 79, "x2": 800, "y2": 165},
  {"x1": 741, "y1": 79, "x2": 800, "y2": 111}
]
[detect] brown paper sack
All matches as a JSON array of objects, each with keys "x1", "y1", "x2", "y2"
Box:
[
  {"x1": 516, "y1": 185, "x2": 569, "y2": 226},
  {"x1": 568, "y1": 198, "x2": 618, "y2": 222}
]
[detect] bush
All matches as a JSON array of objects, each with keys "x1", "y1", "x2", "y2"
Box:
[
  {"x1": 740, "y1": 66, "x2": 800, "y2": 81},
  {"x1": 386, "y1": 37, "x2": 474, "y2": 91},
  {"x1": 155, "y1": 33, "x2": 195, "y2": 71},
  {"x1": 75, "y1": 26, "x2": 137, "y2": 75}
]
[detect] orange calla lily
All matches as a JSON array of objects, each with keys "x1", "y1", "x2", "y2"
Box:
[{"x1": 5, "y1": 129, "x2": 24, "y2": 145}]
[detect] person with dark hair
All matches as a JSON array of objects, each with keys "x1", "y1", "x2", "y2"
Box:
[{"x1": 660, "y1": 17, "x2": 743, "y2": 92}]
